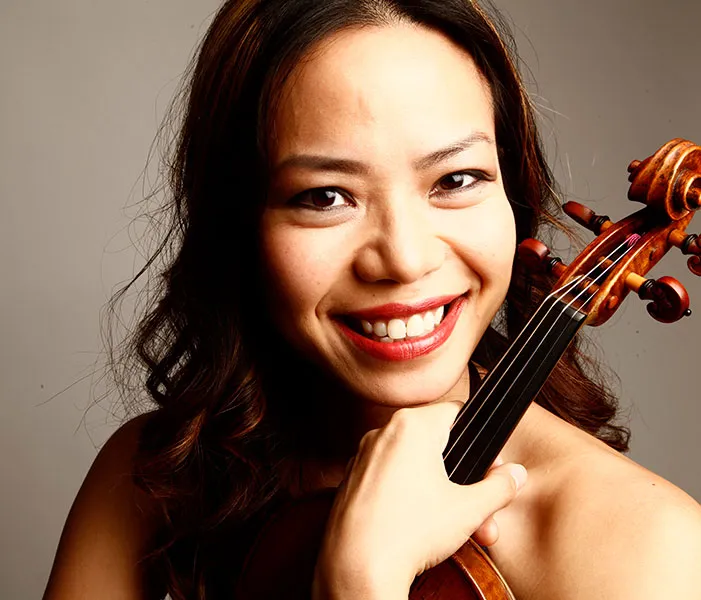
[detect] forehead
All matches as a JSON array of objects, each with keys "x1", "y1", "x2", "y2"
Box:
[{"x1": 270, "y1": 24, "x2": 495, "y2": 163}]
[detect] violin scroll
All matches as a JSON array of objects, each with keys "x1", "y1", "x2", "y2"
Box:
[
  {"x1": 627, "y1": 138, "x2": 701, "y2": 219},
  {"x1": 518, "y1": 139, "x2": 700, "y2": 327}
]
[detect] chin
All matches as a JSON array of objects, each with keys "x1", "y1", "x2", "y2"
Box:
[{"x1": 343, "y1": 360, "x2": 472, "y2": 409}]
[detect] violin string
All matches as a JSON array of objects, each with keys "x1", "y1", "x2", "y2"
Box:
[
  {"x1": 446, "y1": 233, "x2": 635, "y2": 450},
  {"x1": 444, "y1": 234, "x2": 635, "y2": 462},
  {"x1": 447, "y1": 267, "x2": 614, "y2": 482},
  {"x1": 444, "y1": 236, "x2": 636, "y2": 476},
  {"x1": 441, "y1": 277, "x2": 584, "y2": 461},
  {"x1": 442, "y1": 275, "x2": 587, "y2": 458},
  {"x1": 446, "y1": 236, "x2": 636, "y2": 478}
]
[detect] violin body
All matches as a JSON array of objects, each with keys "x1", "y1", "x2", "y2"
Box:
[{"x1": 235, "y1": 490, "x2": 514, "y2": 600}]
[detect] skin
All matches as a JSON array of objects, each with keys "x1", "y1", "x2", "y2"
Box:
[
  {"x1": 44, "y1": 22, "x2": 701, "y2": 600},
  {"x1": 261, "y1": 23, "x2": 515, "y2": 422}
]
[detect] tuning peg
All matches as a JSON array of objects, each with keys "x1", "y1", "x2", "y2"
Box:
[
  {"x1": 518, "y1": 239, "x2": 568, "y2": 277},
  {"x1": 562, "y1": 202, "x2": 613, "y2": 235},
  {"x1": 668, "y1": 230, "x2": 701, "y2": 276},
  {"x1": 625, "y1": 273, "x2": 691, "y2": 323}
]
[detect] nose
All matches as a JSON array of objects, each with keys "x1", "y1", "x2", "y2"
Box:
[{"x1": 353, "y1": 198, "x2": 444, "y2": 285}]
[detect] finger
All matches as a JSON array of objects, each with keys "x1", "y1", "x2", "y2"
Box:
[
  {"x1": 343, "y1": 456, "x2": 356, "y2": 478},
  {"x1": 418, "y1": 399, "x2": 464, "y2": 430},
  {"x1": 472, "y1": 516, "x2": 500, "y2": 547},
  {"x1": 421, "y1": 399, "x2": 465, "y2": 448},
  {"x1": 488, "y1": 454, "x2": 505, "y2": 470},
  {"x1": 451, "y1": 463, "x2": 527, "y2": 530},
  {"x1": 386, "y1": 401, "x2": 464, "y2": 450}
]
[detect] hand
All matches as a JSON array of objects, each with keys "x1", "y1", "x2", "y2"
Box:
[{"x1": 313, "y1": 401, "x2": 526, "y2": 599}]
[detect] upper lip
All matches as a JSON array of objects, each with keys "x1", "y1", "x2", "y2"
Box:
[{"x1": 343, "y1": 293, "x2": 464, "y2": 321}]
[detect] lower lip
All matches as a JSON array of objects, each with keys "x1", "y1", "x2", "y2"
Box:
[{"x1": 335, "y1": 295, "x2": 468, "y2": 362}]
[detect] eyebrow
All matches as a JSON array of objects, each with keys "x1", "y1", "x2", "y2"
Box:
[{"x1": 273, "y1": 132, "x2": 495, "y2": 176}]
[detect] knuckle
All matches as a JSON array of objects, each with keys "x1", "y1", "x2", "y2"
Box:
[
  {"x1": 444, "y1": 399, "x2": 464, "y2": 414},
  {"x1": 504, "y1": 470, "x2": 519, "y2": 495},
  {"x1": 499, "y1": 465, "x2": 524, "y2": 499},
  {"x1": 484, "y1": 467, "x2": 518, "y2": 500},
  {"x1": 387, "y1": 407, "x2": 414, "y2": 434},
  {"x1": 358, "y1": 428, "x2": 379, "y2": 453}
]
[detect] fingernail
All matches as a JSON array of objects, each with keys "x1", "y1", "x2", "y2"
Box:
[{"x1": 509, "y1": 464, "x2": 527, "y2": 491}]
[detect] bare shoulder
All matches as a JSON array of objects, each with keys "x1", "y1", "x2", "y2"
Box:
[
  {"x1": 44, "y1": 412, "x2": 164, "y2": 600},
  {"x1": 496, "y1": 407, "x2": 701, "y2": 600},
  {"x1": 561, "y1": 451, "x2": 701, "y2": 599},
  {"x1": 537, "y1": 431, "x2": 701, "y2": 599}
]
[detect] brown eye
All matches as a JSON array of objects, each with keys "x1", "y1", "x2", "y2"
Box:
[
  {"x1": 295, "y1": 188, "x2": 350, "y2": 210},
  {"x1": 437, "y1": 172, "x2": 478, "y2": 192}
]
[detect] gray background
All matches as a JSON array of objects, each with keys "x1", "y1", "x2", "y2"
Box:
[{"x1": 1, "y1": 1, "x2": 699, "y2": 598}]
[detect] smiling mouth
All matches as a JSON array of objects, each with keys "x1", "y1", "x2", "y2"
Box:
[{"x1": 340, "y1": 296, "x2": 463, "y2": 343}]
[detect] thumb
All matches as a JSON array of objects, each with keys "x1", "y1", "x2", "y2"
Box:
[{"x1": 449, "y1": 463, "x2": 527, "y2": 533}]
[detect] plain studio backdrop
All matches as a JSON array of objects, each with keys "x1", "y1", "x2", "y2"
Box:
[{"x1": 1, "y1": 1, "x2": 699, "y2": 598}]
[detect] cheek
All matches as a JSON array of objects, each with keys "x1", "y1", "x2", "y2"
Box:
[
  {"x1": 258, "y1": 219, "x2": 349, "y2": 328},
  {"x1": 439, "y1": 197, "x2": 516, "y2": 280}
]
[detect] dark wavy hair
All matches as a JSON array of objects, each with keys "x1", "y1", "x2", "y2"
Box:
[{"x1": 106, "y1": 0, "x2": 629, "y2": 597}]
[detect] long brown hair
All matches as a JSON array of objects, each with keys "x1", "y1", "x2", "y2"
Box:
[{"x1": 107, "y1": 0, "x2": 629, "y2": 597}]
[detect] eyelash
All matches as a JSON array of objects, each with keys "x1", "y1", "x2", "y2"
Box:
[
  {"x1": 290, "y1": 170, "x2": 489, "y2": 212},
  {"x1": 430, "y1": 170, "x2": 488, "y2": 197}
]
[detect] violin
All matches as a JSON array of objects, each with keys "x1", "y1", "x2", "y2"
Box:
[{"x1": 235, "y1": 139, "x2": 701, "y2": 599}]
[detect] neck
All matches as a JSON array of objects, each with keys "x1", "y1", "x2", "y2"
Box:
[
  {"x1": 443, "y1": 296, "x2": 587, "y2": 484},
  {"x1": 274, "y1": 356, "x2": 474, "y2": 495}
]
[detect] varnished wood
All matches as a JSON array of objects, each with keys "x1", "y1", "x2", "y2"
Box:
[
  {"x1": 532, "y1": 139, "x2": 701, "y2": 326},
  {"x1": 517, "y1": 238, "x2": 568, "y2": 277},
  {"x1": 411, "y1": 540, "x2": 514, "y2": 599},
  {"x1": 563, "y1": 201, "x2": 613, "y2": 234}
]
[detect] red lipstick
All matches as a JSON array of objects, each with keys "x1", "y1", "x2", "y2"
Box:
[
  {"x1": 345, "y1": 294, "x2": 462, "y2": 321},
  {"x1": 336, "y1": 294, "x2": 468, "y2": 361}
]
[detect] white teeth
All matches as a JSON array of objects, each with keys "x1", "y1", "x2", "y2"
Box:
[
  {"x1": 434, "y1": 305, "x2": 444, "y2": 322},
  {"x1": 406, "y1": 314, "x2": 424, "y2": 338},
  {"x1": 373, "y1": 321, "x2": 387, "y2": 337},
  {"x1": 387, "y1": 318, "x2": 407, "y2": 340},
  {"x1": 356, "y1": 304, "x2": 450, "y2": 341},
  {"x1": 423, "y1": 311, "x2": 435, "y2": 332}
]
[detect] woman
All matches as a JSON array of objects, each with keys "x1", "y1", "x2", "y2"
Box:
[{"x1": 44, "y1": 1, "x2": 701, "y2": 599}]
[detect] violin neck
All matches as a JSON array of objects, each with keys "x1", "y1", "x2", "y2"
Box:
[{"x1": 443, "y1": 297, "x2": 587, "y2": 485}]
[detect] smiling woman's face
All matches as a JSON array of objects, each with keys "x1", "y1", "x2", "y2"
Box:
[{"x1": 259, "y1": 23, "x2": 516, "y2": 409}]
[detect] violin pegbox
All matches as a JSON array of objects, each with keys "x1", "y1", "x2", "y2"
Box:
[{"x1": 518, "y1": 139, "x2": 701, "y2": 327}]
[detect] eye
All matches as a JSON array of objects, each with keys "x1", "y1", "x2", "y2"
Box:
[
  {"x1": 292, "y1": 188, "x2": 352, "y2": 211},
  {"x1": 434, "y1": 171, "x2": 483, "y2": 194}
]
